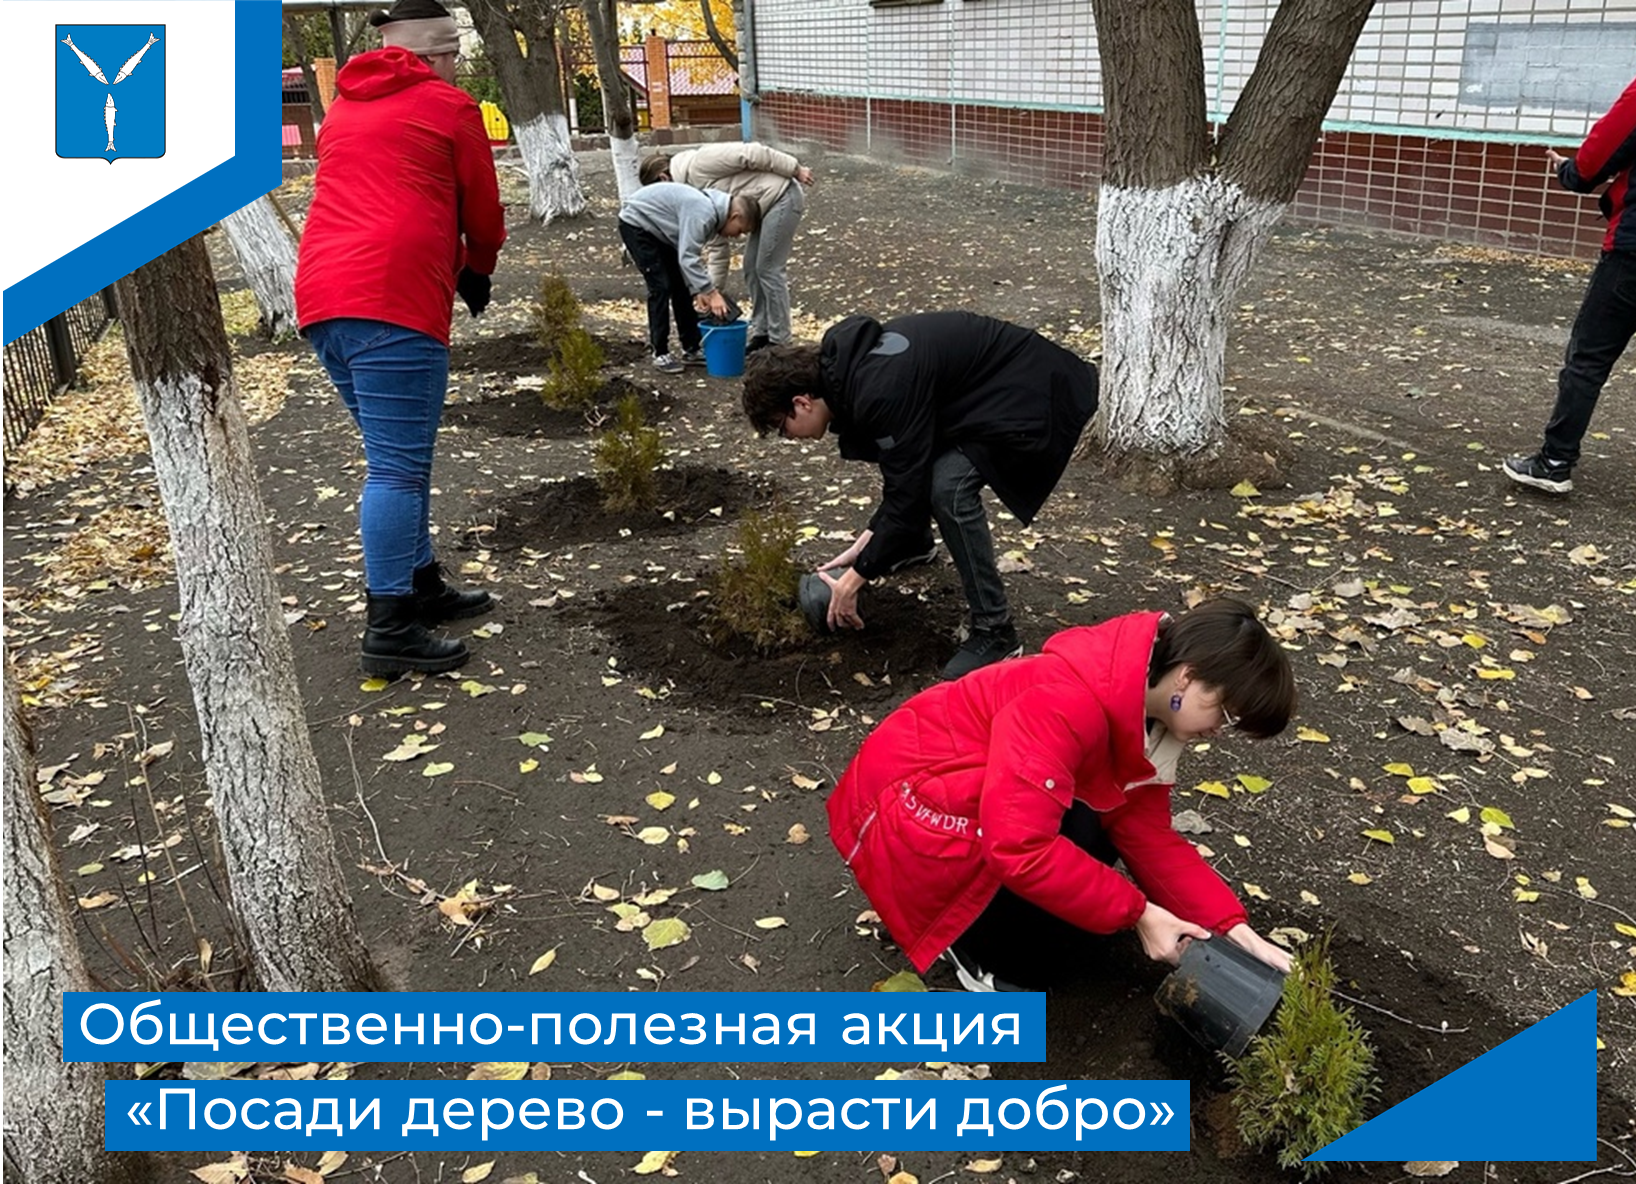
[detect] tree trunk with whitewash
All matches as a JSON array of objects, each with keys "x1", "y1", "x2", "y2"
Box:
[
  {"x1": 472, "y1": 0, "x2": 586, "y2": 223},
  {"x1": 514, "y1": 111, "x2": 586, "y2": 223},
  {"x1": 582, "y1": 0, "x2": 640, "y2": 199},
  {"x1": 220, "y1": 196, "x2": 299, "y2": 339},
  {"x1": 1088, "y1": 0, "x2": 1377, "y2": 458},
  {"x1": 1094, "y1": 178, "x2": 1283, "y2": 454},
  {"x1": 112, "y1": 235, "x2": 382, "y2": 994},
  {"x1": 3, "y1": 661, "x2": 153, "y2": 1184}
]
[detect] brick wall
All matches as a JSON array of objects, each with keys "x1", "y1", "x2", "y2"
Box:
[{"x1": 757, "y1": 92, "x2": 1607, "y2": 258}]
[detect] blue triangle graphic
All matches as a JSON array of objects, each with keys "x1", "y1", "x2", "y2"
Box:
[{"x1": 1307, "y1": 990, "x2": 1597, "y2": 1162}]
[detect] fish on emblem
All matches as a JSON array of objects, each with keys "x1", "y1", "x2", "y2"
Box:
[
  {"x1": 104, "y1": 92, "x2": 117, "y2": 153},
  {"x1": 113, "y1": 33, "x2": 159, "y2": 85},
  {"x1": 62, "y1": 33, "x2": 109, "y2": 84}
]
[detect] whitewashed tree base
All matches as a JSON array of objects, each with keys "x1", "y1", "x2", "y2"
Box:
[
  {"x1": 516, "y1": 113, "x2": 586, "y2": 225},
  {"x1": 220, "y1": 197, "x2": 298, "y2": 339},
  {"x1": 137, "y1": 368, "x2": 379, "y2": 993},
  {"x1": 4, "y1": 673, "x2": 146, "y2": 1183},
  {"x1": 609, "y1": 134, "x2": 641, "y2": 202},
  {"x1": 1095, "y1": 176, "x2": 1283, "y2": 456}
]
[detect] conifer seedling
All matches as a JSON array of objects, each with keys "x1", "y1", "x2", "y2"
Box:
[
  {"x1": 708, "y1": 507, "x2": 807, "y2": 652},
  {"x1": 594, "y1": 393, "x2": 664, "y2": 513},
  {"x1": 1226, "y1": 936, "x2": 1380, "y2": 1175}
]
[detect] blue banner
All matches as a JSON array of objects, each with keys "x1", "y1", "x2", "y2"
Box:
[
  {"x1": 105, "y1": 1080, "x2": 1190, "y2": 1152},
  {"x1": 66, "y1": 991, "x2": 1046, "y2": 1062}
]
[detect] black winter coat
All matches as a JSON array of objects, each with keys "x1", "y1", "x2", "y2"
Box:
[{"x1": 817, "y1": 312, "x2": 1098, "y2": 580}]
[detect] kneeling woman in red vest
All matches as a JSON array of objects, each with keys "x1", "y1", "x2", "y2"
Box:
[{"x1": 828, "y1": 598, "x2": 1297, "y2": 991}]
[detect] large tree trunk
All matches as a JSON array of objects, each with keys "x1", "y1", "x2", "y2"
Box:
[
  {"x1": 1090, "y1": 0, "x2": 1375, "y2": 459},
  {"x1": 3, "y1": 659, "x2": 152, "y2": 1184},
  {"x1": 219, "y1": 195, "x2": 299, "y2": 339},
  {"x1": 112, "y1": 236, "x2": 382, "y2": 994},
  {"x1": 472, "y1": 0, "x2": 586, "y2": 224},
  {"x1": 581, "y1": 0, "x2": 639, "y2": 199}
]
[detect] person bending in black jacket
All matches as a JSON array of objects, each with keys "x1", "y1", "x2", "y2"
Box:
[{"x1": 742, "y1": 312, "x2": 1098, "y2": 679}]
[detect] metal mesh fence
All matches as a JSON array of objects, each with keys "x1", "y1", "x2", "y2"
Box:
[
  {"x1": 3, "y1": 290, "x2": 116, "y2": 455},
  {"x1": 750, "y1": 0, "x2": 1636, "y2": 255}
]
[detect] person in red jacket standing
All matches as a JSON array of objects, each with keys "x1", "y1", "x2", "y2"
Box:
[
  {"x1": 828, "y1": 598, "x2": 1297, "y2": 992},
  {"x1": 1505, "y1": 75, "x2": 1636, "y2": 495},
  {"x1": 295, "y1": 0, "x2": 507, "y2": 675}
]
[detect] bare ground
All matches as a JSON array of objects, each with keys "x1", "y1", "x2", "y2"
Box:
[{"x1": 4, "y1": 147, "x2": 1634, "y2": 1183}]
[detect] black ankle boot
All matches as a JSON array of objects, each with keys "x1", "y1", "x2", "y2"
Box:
[
  {"x1": 746, "y1": 334, "x2": 772, "y2": 354},
  {"x1": 411, "y1": 561, "x2": 493, "y2": 625},
  {"x1": 362, "y1": 593, "x2": 469, "y2": 676}
]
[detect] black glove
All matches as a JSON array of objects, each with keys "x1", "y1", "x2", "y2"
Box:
[{"x1": 456, "y1": 267, "x2": 492, "y2": 317}]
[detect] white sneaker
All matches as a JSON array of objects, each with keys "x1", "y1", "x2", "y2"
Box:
[
  {"x1": 944, "y1": 946, "x2": 1027, "y2": 993},
  {"x1": 652, "y1": 353, "x2": 684, "y2": 375},
  {"x1": 679, "y1": 347, "x2": 706, "y2": 368}
]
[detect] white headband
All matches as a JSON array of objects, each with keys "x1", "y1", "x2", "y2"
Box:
[{"x1": 381, "y1": 17, "x2": 460, "y2": 57}]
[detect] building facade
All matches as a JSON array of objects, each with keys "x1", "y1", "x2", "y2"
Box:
[{"x1": 744, "y1": 0, "x2": 1636, "y2": 257}]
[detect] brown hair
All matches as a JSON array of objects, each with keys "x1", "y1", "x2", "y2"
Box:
[
  {"x1": 742, "y1": 344, "x2": 823, "y2": 435},
  {"x1": 639, "y1": 154, "x2": 671, "y2": 185},
  {"x1": 729, "y1": 194, "x2": 762, "y2": 236},
  {"x1": 1148, "y1": 598, "x2": 1296, "y2": 739}
]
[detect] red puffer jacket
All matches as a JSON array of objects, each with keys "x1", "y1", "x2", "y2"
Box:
[
  {"x1": 295, "y1": 47, "x2": 506, "y2": 345},
  {"x1": 828, "y1": 612, "x2": 1247, "y2": 973}
]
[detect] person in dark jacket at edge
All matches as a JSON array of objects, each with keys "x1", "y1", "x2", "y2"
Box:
[
  {"x1": 1505, "y1": 74, "x2": 1636, "y2": 495},
  {"x1": 295, "y1": 0, "x2": 507, "y2": 676},
  {"x1": 742, "y1": 312, "x2": 1098, "y2": 679}
]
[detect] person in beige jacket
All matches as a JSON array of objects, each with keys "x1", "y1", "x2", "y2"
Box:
[{"x1": 642, "y1": 142, "x2": 814, "y2": 351}]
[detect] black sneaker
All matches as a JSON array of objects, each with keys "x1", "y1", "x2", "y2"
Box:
[
  {"x1": 941, "y1": 623, "x2": 1023, "y2": 680},
  {"x1": 944, "y1": 945, "x2": 1027, "y2": 993},
  {"x1": 746, "y1": 334, "x2": 772, "y2": 355},
  {"x1": 1503, "y1": 452, "x2": 1572, "y2": 494}
]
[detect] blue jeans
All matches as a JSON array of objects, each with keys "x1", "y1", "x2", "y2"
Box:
[
  {"x1": 307, "y1": 318, "x2": 448, "y2": 596},
  {"x1": 930, "y1": 449, "x2": 1010, "y2": 631}
]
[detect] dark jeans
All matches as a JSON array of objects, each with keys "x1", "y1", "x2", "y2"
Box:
[
  {"x1": 930, "y1": 448, "x2": 1010, "y2": 631},
  {"x1": 1542, "y1": 249, "x2": 1636, "y2": 465},
  {"x1": 307, "y1": 318, "x2": 446, "y2": 596},
  {"x1": 618, "y1": 219, "x2": 701, "y2": 357},
  {"x1": 953, "y1": 802, "x2": 1118, "y2": 989}
]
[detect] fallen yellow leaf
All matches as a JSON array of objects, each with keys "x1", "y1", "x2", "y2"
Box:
[{"x1": 631, "y1": 1151, "x2": 677, "y2": 1176}]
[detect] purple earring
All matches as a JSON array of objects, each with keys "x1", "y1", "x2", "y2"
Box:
[{"x1": 1169, "y1": 692, "x2": 1183, "y2": 712}]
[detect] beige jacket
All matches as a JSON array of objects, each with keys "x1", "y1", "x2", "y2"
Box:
[{"x1": 669, "y1": 142, "x2": 802, "y2": 214}]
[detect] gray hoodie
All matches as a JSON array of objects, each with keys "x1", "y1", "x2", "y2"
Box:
[{"x1": 618, "y1": 182, "x2": 731, "y2": 295}]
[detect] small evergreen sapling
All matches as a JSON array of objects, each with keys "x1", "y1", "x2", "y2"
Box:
[
  {"x1": 594, "y1": 393, "x2": 664, "y2": 513},
  {"x1": 532, "y1": 273, "x2": 582, "y2": 354},
  {"x1": 543, "y1": 327, "x2": 607, "y2": 410},
  {"x1": 708, "y1": 508, "x2": 807, "y2": 651},
  {"x1": 1226, "y1": 937, "x2": 1380, "y2": 1174}
]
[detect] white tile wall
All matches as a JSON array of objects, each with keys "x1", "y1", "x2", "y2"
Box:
[{"x1": 750, "y1": 0, "x2": 1632, "y2": 140}]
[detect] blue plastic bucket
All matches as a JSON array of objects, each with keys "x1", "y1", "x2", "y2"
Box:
[{"x1": 700, "y1": 320, "x2": 748, "y2": 378}]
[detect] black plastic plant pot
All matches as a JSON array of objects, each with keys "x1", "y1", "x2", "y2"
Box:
[
  {"x1": 798, "y1": 571, "x2": 836, "y2": 633},
  {"x1": 1154, "y1": 936, "x2": 1286, "y2": 1058}
]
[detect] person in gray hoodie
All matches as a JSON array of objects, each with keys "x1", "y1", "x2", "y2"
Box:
[
  {"x1": 618, "y1": 181, "x2": 760, "y2": 373},
  {"x1": 642, "y1": 144, "x2": 814, "y2": 352}
]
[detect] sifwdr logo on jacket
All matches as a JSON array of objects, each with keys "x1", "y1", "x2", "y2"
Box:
[{"x1": 57, "y1": 25, "x2": 165, "y2": 162}]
